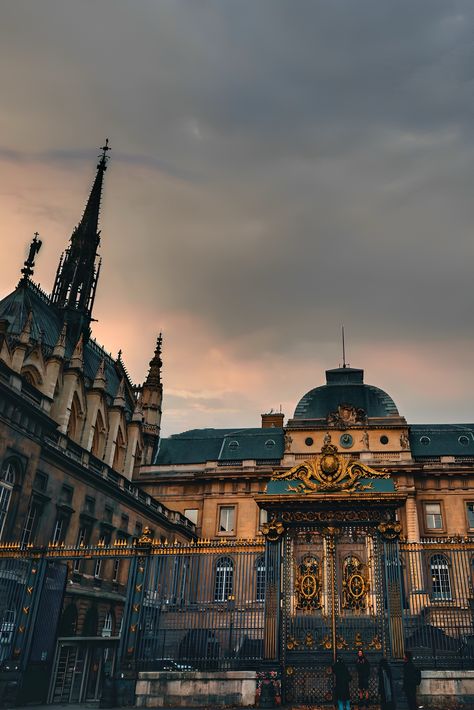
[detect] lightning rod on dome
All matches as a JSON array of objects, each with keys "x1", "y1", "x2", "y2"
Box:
[{"x1": 341, "y1": 325, "x2": 349, "y2": 369}]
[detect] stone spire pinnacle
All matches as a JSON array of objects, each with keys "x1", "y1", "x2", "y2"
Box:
[
  {"x1": 53, "y1": 322, "x2": 67, "y2": 358},
  {"x1": 93, "y1": 357, "x2": 107, "y2": 389},
  {"x1": 69, "y1": 333, "x2": 84, "y2": 370},
  {"x1": 19, "y1": 311, "x2": 33, "y2": 344},
  {"x1": 145, "y1": 333, "x2": 162, "y2": 387},
  {"x1": 51, "y1": 140, "x2": 111, "y2": 341},
  {"x1": 113, "y1": 378, "x2": 126, "y2": 408}
]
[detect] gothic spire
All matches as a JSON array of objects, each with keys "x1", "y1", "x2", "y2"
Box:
[
  {"x1": 51, "y1": 140, "x2": 111, "y2": 341},
  {"x1": 145, "y1": 333, "x2": 163, "y2": 387}
]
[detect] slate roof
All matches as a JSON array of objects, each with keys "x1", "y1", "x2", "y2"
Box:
[
  {"x1": 410, "y1": 424, "x2": 474, "y2": 458},
  {"x1": 0, "y1": 280, "x2": 133, "y2": 416},
  {"x1": 154, "y1": 427, "x2": 284, "y2": 465},
  {"x1": 294, "y1": 367, "x2": 399, "y2": 419}
]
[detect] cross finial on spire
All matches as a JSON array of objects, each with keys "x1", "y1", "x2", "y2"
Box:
[{"x1": 98, "y1": 138, "x2": 111, "y2": 170}]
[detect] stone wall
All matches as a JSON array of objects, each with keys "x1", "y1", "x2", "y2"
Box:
[
  {"x1": 419, "y1": 670, "x2": 474, "y2": 708},
  {"x1": 135, "y1": 671, "x2": 256, "y2": 708}
]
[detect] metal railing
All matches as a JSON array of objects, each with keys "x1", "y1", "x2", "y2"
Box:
[{"x1": 400, "y1": 540, "x2": 474, "y2": 668}]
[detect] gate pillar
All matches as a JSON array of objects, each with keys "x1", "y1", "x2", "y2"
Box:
[
  {"x1": 261, "y1": 515, "x2": 284, "y2": 661},
  {"x1": 381, "y1": 533, "x2": 405, "y2": 660},
  {"x1": 116, "y1": 531, "x2": 152, "y2": 703}
]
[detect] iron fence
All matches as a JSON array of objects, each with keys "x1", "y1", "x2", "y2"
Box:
[
  {"x1": 0, "y1": 535, "x2": 473, "y2": 684},
  {"x1": 400, "y1": 540, "x2": 474, "y2": 669}
]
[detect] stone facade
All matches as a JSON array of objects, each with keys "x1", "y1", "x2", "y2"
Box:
[{"x1": 137, "y1": 368, "x2": 474, "y2": 545}]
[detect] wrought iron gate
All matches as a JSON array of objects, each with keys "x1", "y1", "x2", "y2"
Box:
[{"x1": 281, "y1": 524, "x2": 397, "y2": 706}]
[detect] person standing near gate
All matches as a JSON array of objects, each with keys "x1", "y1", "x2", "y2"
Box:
[
  {"x1": 403, "y1": 651, "x2": 421, "y2": 710},
  {"x1": 355, "y1": 649, "x2": 370, "y2": 707},
  {"x1": 378, "y1": 657, "x2": 395, "y2": 710},
  {"x1": 332, "y1": 656, "x2": 351, "y2": 710}
]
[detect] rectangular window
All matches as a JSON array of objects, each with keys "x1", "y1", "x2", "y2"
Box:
[
  {"x1": 84, "y1": 496, "x2": 95, "y2": 514},
  {"x1": 467, "y1": 503, "x2": 474, "y2": 530},
  {"x1": 33, "y1": 472, "x2": 48, "y2": 492},
  {"x1": 104, "y1": 505, "x2": 113, "y2": 523},
  {"x1": 259, "y1": 508, "x2": 268, "y2": 528},
  {"x1": 184, "y1": 509, "x2": 198, "y2": 525},
  {"x1": 60, "y1": 485, "x2": 73, "y2": 504},
  {"x1": 425, "y1": 502, "x2": 443, "y2": 530},
  {"x1": 94, "y1": 559, "x2": 102, "y2": 579},
  {"x1": 73, "y1": 527, "x2": 88, "y2": 572},
  {"x1": 218, "y1": 506, "x2": 235, "y2": 534},
  {"x1": 52, "y1": 518, "x2": 64, "y2": 545},
  {"x1": 94, "y1": 536, "x2": 105, "y2": 579},
  {"x1": 21, "y1": 502, "x2": 39, "y2": 546},
  {"x1": 113, "y1": 558, "x2": 120, "y2": 582},
  {"x1": 120, "y1": 514, "x2": 129, "y2": 532}
]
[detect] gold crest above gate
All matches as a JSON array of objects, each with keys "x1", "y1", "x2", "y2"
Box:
[{"x1": 271, "y1": 444, "x2": 391, "y2": 494}]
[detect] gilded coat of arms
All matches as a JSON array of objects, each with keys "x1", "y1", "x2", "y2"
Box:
[{"x1": 272, "y1": 444, "x2": 390, "y2": 494}]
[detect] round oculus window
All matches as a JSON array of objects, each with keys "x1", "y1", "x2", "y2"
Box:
[
  {"x1": 458, "y1": 435, "x2": 470, "y2": 447},
  {"x1": 265, "y1": 439, "x2": 276, "y2": 448},
  {"x1": 380, "y1": 435, "x2": 389, "y2": 445},
  {"x1": 228, "y1": 440, "x2": 239, "y2": 450},
  {"x1": 420, "y1": 436, "x2": 431, "y2": 446},
  {"x1": 305, "y1": 437, "x2": 314, "y2": 447}
]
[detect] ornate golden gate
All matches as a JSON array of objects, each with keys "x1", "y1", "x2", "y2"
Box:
[{"x1": 259, "y1": 444, "x2": 406, "y2": 706}]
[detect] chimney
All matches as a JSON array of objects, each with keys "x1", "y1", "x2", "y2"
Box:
[{"x1": 261, "y1": 411, "x2": 285, "y2": 428}]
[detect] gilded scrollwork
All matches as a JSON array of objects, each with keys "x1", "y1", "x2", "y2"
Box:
[
  {"x1": 378, "y1": 521, "x2": 402, "y2": 540},
  {"x1": 261, "y1": 513, "x2": 285, "y2": 541},
  {"x1": 295, "y1": 555, "x2": 322, "y2": 609},
  {"x1": 272, "y1": 444, "x2": 390, "y2": 494},
  {"x1": 342, "y1": 555, "x2": 369, "y2": 611}
]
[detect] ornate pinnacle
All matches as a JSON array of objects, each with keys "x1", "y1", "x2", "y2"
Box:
[
  {"x1": 19, "y1": 311, "x2": 33, "y2": 344},
  {"x1": 53, "y1": 322, "x2": 67, "y2": 358},
  {"x1": 70, "y1": 334, "x2": 84, "y2": 370},
  {"x1": 113, "y1": 378, "x2": 126, "y2": 407},
  {"x1": 145, "y1": 333, "x2": 162, "y2": 387},
  {"x1": 93, "y1": 357, "x2": 107, "y2": 389}
]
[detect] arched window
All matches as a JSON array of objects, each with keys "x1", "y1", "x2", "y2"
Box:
[
  {"x1": 430, "y1": 554, "x2": 452, "y2": 600},
  {"x1": 214, "y1": 556, "x2": 234, "y2": 602},
  {"x1": 256, "y1": 556, "x2": 266, "y2": 602},
  {"x1": 101, "y1": 610, "x2": 114, "y2": 638},
  {"x1": 0, "y1": 460, "x2": 17, "y2": 540}
]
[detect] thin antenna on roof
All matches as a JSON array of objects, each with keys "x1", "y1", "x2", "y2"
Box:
[{"x1": 342, "y1": 325, "x2": 348, "y2": 368}]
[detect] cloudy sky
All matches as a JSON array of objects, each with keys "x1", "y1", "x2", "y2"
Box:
[{"x1": 1, "y1": 0, "x2": 473, "y2": 434}]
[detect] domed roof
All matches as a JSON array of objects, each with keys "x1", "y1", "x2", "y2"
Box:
[{"x1": 293, "y1": 367, "x2": 399, "y2": 420}]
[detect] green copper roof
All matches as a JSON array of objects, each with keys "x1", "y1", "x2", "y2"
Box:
[
  {"x1": 155, "y1": 428, "x2": 284, "y2": 465},
  {"x1": 294, "y1": 367, "x2": 399, "y2": 419},
  {"x1": 410, "y1": 424, "x2": 474, "y2": 457}
]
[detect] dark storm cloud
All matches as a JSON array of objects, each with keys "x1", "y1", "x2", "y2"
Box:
[{"x1": 1, "y1": 0, "x2": 473, "y2": 428}]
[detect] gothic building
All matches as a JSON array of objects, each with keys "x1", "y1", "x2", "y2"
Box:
[{"x1": 0, "y1": 144, "x2": 194, "y2": 702}]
